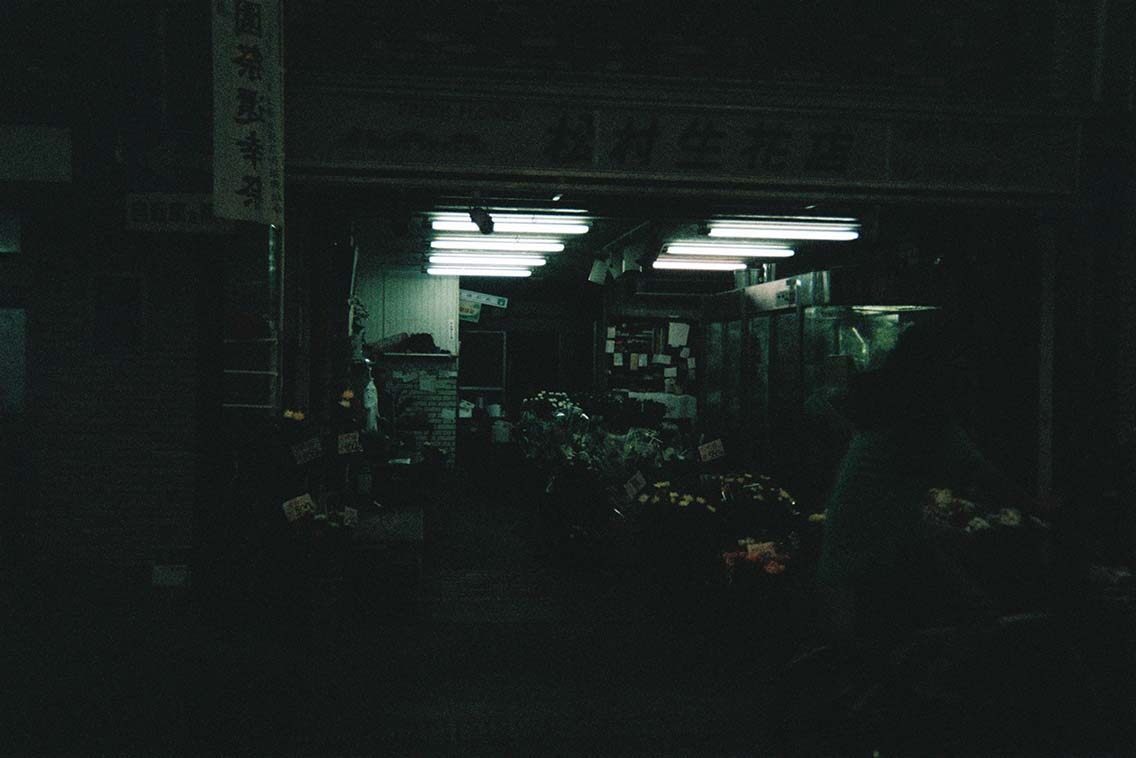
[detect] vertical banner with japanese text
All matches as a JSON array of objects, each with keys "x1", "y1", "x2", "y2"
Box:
[{"x1": 213, "y1": 0, "x2": 284, "y2": 226}]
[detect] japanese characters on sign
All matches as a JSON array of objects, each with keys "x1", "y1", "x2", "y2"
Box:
[
  {"x1": 282, "y1": 493, "x2": 316, "y2": 522},
  {"x1": 458, "y1": 300, "x2": 482, "y2": 323},
  {"x1": 213, "y1": 0, "x2": 284, "y2": 226},
  {"x1": 623, "y1": 471, "x2": 647, "y2": 501},
  {"x1": 125, "y1": 194, "x2": 235, "y2": 234},
  {"x1": 337, "y1": 432, "x2": 364, "y2": 455},
  {"x1": 291, "y1": 436, "x2": 323, "y2": 465},
  {"x1": 458, "y1": 290, "x2": 509, "y2": 309},
  {"x1": 292, "y1": 88, "x2": 1078, "y2": 196},
  {"x1": 698, "y1": 438, "x2": 726, "y2": 463}
]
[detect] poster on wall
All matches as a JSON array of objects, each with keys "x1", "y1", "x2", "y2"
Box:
[
  {"x1": 212, "y1": 0, "x2": 284, "y2": 227},
  {"x1": 459, "y1": 299, "x2": 482, "y2": 322}
]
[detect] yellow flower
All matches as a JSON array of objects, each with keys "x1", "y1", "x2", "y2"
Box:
[
  {"x1": 293, "y1": 411, "x2": 305, "y2": 421},
  {"x1": 696, "y1": 497, "x2": 706, "y2": 505},
  {"x1": 638, "y1": 494, "x2": 650, "y2": 504},
  {"x1": 652, "y1": 496, "x2": 661, "y2": 504},
  {"x1": 283, "y1": 410, "x2": 295, "y2": 419},
  {"x1": 654, "y1": 481, "x2": 670, "y2": 489},
  {"x1": 808, "y1": 513, "x2": 826, "y2": 523},
  {"x1": 779, "y1": 489, "x2": 791, "y2": 500},
  {"x1": 669, "y1": 492, "x2": 679, "y2": 500},
  {"x1": 342, "y1": 389, "x2": 355, "y2": 400},
  {"x1": 339, "y1": 399, "x2": 351, "y2": 408}
]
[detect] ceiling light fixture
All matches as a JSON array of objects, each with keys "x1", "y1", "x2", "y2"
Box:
[
  {"x1": 430, "y1": 237, "x2": 565, "y2": 253},
  {"x1": 652, "y1": 259, "x2": 747, "y2": 271},
  {"x1": 665, "y1": 242, "x2": 795, "y2": 258},
  {"x1": 426, "y1": 267, "x2": 532, "y2": 277},
  {"x1": 707, "y1": 217, "x2": 860, "y2": 241},
  {"x1": 431, "y1": 213, "x2": 589, "y2": 235},
  {"x1": 428, "y1": 254, "x2": 547, "y2": 267}
]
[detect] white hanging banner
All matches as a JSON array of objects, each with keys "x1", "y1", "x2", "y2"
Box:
[{"x1": 212, "y1": 0, "x2": 284, "y2": 226}]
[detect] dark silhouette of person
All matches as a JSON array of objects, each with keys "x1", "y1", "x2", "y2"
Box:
[{"x1": 816, "y1": 317, "x2": 1025, "y2": 647}]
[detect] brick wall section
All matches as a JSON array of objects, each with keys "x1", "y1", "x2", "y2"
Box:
[{"x1": 375, "y1": 355, "x2": 458, "y2": 465}]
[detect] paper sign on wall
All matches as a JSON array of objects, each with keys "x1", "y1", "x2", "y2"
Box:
[
  {"x1": 291, "y1": 437, "x2": 323, "y2": 465},
  {"x1": 459, "y1": 289, "x2": 508, "y2": 308},
  {"x1": 605, "y1": 340, "x2": 615, "y2": 353},
  {"x1": 664, "y1": 366, "x2": 678, "y2": 377},
  {"x1": 680, "y1": 347, "x2": 691, "y2": 359},
  {"x1": 127, "y1": 193, "x2": 234, "y2": 234},
  {"x1": 588, "y1": 258, "x2": 608, "y2": 284},
  {"x1": 667, "y1": 322, "x2": 690, "y2": 347},
  {"x1": 698, "y1": 439, "x2": 726, "y2": 462},
  {"x1": 337, "y1": 432, "x2": 364, "y2": 455},
  {"x1": 606, "y1": 326, "x2": 616, "y2": 338},
  {"x1": 613, "y1": 353, "x2": 624, "y2": 367},
  {"x1": 653, "y1": 354, "x2": 672, "y2": 365},
  {"x1": 212, "y1": 0, "x2": 284, "y2": 226},
  {"x1": 283, "y1": 494, "x2": 317, "y2": 522},
  {"x1": 459, "y1": 300, "x2": 482, "y2": 323},
  {"x1": 629, "y1": 353, "x2": 640, "y2": 370}
]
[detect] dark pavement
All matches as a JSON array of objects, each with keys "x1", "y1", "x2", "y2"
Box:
[{"x1": 2, "y1": 468, "x2": 1133, "y2": 756}]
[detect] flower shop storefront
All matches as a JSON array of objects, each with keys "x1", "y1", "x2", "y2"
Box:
[{"x1": 271, "y1": 77, "x2": 1096, "y2": 611}]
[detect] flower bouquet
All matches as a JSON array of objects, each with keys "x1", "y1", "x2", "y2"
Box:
[
  {"x1": 922, "y1": 487, "x2": 1051, "y2": 612},
  {"x1": 717, "y1": 472, "x2": 802, "y2": 537},
  {"x1": 922, "y1": 488, "x2": 1048, "y2": 535},
  {"x1": 721, "y1": 537, "x2": 793, "y2": 582}
]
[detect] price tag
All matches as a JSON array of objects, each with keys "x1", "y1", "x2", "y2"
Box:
[
  {"x1": 291, "y1": 437, "x2": 323, "y2": 465},
  {"x1": 337, "y1": 432, "x2": 364, "y2": 455},
  {"x1": 282, "y1": 493, "x2": 317, "y2": 522},
  {"x1": 623, "y1": 471, "x2": 647, "y2": 500},
  {"x1": 698, "y1": 438, "x2": 726, "y2": 462}
]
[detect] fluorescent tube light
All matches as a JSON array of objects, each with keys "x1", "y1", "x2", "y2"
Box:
[
  {"x1": 429, "y1": 254, "x2": 547, "y2": 266},
  {"x1": 427, "y1": 267, "x2": 532, "y2": 277},
  {"x1": 431, "y1": 213, "x2": 590, "y2": 235},
  {"x1": 432, "y1": 220, "x2": 589, "y2": 235},
  {"x1": 708, "y1": 218, "x2": 860, "y2": 241},
  {"x1": 665, "y1": 242, "x2": 794, "y2": 258},
  {"x1": 653, "y1": 259, "x2": 746, "y2": 271},
  {"x1": 430, "y1": 237, "x2": 565, "y2": 253}
]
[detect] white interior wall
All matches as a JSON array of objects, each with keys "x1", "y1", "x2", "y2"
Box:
[{"x1": 356, "y1": 259, "x2": 459, "y2": 354}]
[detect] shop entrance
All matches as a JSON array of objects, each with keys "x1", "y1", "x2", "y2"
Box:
[{"x1": 294, "y1": 188, "x2": 1052, "y2": 508}]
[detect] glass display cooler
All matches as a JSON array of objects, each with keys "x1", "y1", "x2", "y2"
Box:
[{"x1": 702, "y1": 268, "x2": 940, "y2": 502}]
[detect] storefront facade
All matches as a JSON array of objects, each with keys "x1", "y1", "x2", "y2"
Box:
[{"x1": 8, "y1": 0, "x2": 1136, "y2": 574}]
